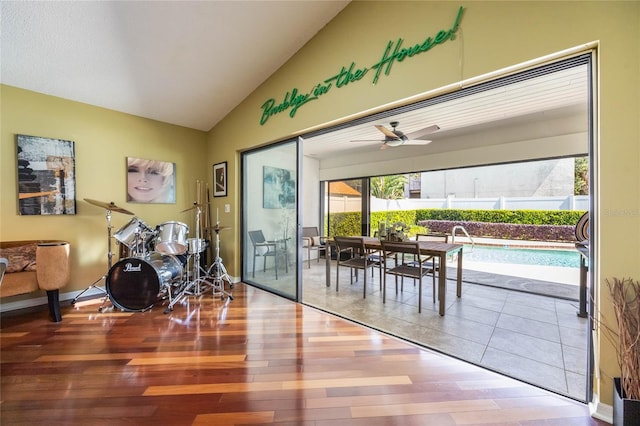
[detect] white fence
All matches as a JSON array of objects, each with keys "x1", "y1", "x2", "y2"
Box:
[{"x1": 329, "y1": 195, "x2": 589, "y2": 213}]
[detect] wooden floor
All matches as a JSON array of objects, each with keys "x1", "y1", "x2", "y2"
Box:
[{"x1": 1, "y1": 283, "x2": 606, "y2": 425}]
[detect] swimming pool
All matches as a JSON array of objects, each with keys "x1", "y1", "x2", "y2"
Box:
[{"x1": 462, "y1": 245, "x2": 580, "y2": 268}]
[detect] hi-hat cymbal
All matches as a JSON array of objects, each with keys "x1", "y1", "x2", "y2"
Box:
[
  {"x1": 180, "y1": 203, "x2": 207, "y2": 213},
  {"x1": 84, "y1": 198, "x2": 134, "y2": 215},
  {"x1": 208, "y1": 224, "x2": 231, "y2": 232}
]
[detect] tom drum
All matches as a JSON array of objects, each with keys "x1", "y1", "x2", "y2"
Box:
[
  {"x1": 187, "y1": 238, "x2": 208, "y2": 254},
  {"x1": 114, "y1": 217, "x2": 155, "y2": 255},
  {"x1": 155, "y1": 221, "x2": 189, "y2": 255}
]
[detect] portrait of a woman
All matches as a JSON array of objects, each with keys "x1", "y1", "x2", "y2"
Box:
[{"x1": 127, "y1": 157, "x2": 176, "y2": 203}]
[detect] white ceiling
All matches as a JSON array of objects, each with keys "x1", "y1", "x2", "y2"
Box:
[
  {"x1": 303, "y1": 64, "x2": 589, "y2": 165},
  {"x1": 0, "y1": 1, "x2": 350, "y2": 131}
]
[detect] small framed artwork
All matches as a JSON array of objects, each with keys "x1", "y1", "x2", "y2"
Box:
[
  {"x1": 16, "y1": 134, "x2": 76, "y2": 215},
  {"x1": 127, "y1": 157, "x2": 176, "y2": 203},
  {"x1": 213, "y1": 161, "x2": 227, "y2": 197}
]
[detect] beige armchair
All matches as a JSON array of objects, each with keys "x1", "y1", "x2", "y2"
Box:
[{"x1": 0, "y1": 241, "x2": 70, "y2": 322}]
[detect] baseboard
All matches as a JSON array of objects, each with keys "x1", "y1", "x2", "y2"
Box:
[
  {"x1": 590, "y1": 393, "x2": 613, "y2": 424},
  {"x1": 0, "y1": 293, "x2": 51, "y2": 313},
  {"x1": 0, "y1": 287, "x2": 103, "y2": 313}
]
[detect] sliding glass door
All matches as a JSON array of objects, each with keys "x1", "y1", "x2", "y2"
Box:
[{"x1": 241, "y1": 139, "x2": 300, "y2": 299}]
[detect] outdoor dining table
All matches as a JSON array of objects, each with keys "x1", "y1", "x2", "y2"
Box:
[{"x1": 325, "y1": 236, "x2": 464, "y2": 316}]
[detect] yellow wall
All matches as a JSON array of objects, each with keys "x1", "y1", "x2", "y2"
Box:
[
  {"x1": 1, "y1": 85, "x2": 208, "y2": 300},
  {"x1": 206, "y1": 1, "x2": 639, "y2": 407}
]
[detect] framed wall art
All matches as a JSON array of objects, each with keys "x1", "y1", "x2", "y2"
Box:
[
  {"x1": 263, "y1": 165, "x2": 295, "y2": 209},
  {"x1": 16, "y1": 134, "x2": 76, "y2": 215},
  {"x1": 127, "y1": 157, "x2": 176, "y2": 203},
  {"x1": 213, "y1": 161, "x2": 227, "y2": 197}
]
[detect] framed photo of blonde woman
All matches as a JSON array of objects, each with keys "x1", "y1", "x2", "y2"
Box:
[
  {"x1": 127, "y1": 157, "x2": 176, "y2": 203},
  {"x1": 213, "y1": 161, "x2": 227, "y2": 197}
]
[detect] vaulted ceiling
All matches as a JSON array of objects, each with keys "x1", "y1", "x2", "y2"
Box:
[{"x1": 0, "y1": 1, "x2": 350, "y2": 132}]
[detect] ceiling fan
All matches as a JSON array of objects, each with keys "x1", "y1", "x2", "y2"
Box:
[{"x1": 351, "y1": 121, "x2": 440, "y2": 150}]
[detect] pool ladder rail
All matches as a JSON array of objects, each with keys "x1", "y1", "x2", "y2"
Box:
[{"x1": 450, "y1": 225, "x2": 474, "y2": 261}]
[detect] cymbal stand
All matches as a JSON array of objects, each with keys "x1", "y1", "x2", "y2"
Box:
[
  {"x1": 164, "y1": 205, "x2": 206, "y2": 313},
  {"x1": 164, "y1": 206, "x2": 232, "y2": 313},
  {"x1": 71, "y1": 208, "x2": 114, "y2": 308},
  {"x1": 205, "y1": 224, "x2": 234, "y2": 300}
]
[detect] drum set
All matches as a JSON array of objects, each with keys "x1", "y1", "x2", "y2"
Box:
[{"x1": 72, "y1": 198, "x2": 232, "y2": 314}]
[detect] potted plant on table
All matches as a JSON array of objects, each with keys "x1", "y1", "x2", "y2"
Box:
[{"x1": 607, "y1": 277, "x2": 640, "y2": 425}]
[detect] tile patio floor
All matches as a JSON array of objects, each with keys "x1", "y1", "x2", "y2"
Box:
[{"x1": 296, "y1": 257, "x2": 590, "y2": 402}]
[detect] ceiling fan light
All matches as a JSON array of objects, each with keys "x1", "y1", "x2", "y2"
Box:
[{"x1": 386, "y1": 139, "x2": 404, "y2": 147}]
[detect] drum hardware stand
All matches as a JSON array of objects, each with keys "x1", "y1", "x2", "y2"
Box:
[
  {"x1": 205, "y1": 221, "x2": 234, "y2": 299},
  {"x1": 71, "y1": 199, "x2": 134, "y2": 310},
  {"x1": 164, "y1": 205, "x2": 232, "y2": 314},
  {"x1": 164, "y1": 204, "x2": 206, "y2": 313},
  {"x1": 130, "y1": 227, "x2": 150, "y2": 257}
]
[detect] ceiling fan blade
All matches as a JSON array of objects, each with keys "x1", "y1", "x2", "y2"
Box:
[
  {"x1": 350, "y1": 139, "x2": 385, "y2": 143},
  {"x1": 380, "y1": 143, "x2": 390, "y2": 150},
  {"x1": 405, "y1": 124, "x2": 440, "y2": 140},
  {"x1": 375, "y1": 124, "x2": 399, "y2": 139},
  {"x1": 402, "y1": 139, "x2": 432, "y2": 146}
]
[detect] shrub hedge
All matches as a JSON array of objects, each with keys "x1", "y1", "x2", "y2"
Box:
[
  {"x1": 419, "y1": 220, "x2": 576, "y2": 242},
  {"x1": 414, "y1": 208, "x2": 585, "y2": 225},
  {"x1": 327, "y1": 208, "x2": 586, "y2": 241}
]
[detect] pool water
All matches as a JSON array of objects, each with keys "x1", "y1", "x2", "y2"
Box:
[{"x1": 462, "y1": 245, "x2": 580, "y2": 268}]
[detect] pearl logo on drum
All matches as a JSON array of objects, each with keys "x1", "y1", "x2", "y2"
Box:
[{"x1": 123, "y1": 262, "x2": 142, "y2": 272}]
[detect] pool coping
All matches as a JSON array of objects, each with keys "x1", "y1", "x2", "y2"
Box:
[{"x1": 451, "y1": 236, "x2": 576, "y2": 250}]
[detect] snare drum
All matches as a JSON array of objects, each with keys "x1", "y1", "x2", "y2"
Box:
[
  {"x1": 187, "y1": 238, "x2": 208, "y2": 254},
  {"x1": 114, "y1": 217, "x2": 155, "y2": 255},
  {"x1": 106, "y1": 252, "x2": 183, "y2": 312},
  {"x1": 155, "y1": 221, "x2": 189, "y2": 255}
]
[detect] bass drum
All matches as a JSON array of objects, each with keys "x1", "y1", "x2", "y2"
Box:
[{"x1": 106, "y1": 252, "x2": 183, "y2": 312}]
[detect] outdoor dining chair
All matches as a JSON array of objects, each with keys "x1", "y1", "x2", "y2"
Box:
[
  {"x1": 248, "y1": 230, "x2": 281, "y2": 280},
  {"x1": 302, "y1": 226, "x2": 326, "y2": 268},
  {"x1": 381, "y1": 240, "x2": 436, "y2": 313},
  {"x1": 334, "y1": 236, "x2": 382, "y2": 299},
  {"x1": 415, "y1": 232, "x2": 449, "y2": 293}
]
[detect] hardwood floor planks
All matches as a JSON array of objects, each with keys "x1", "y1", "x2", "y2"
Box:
[
  {"x1": 0, "y1": 283, "x2": 606, "y2": 425},
  {"x1": 350, "y1": 399, "x2": 502, "y2": 417},
  {"x1": 192, "y1": 411, "x2": 275, "y2": 426}
]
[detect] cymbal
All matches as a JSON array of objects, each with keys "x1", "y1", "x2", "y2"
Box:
[
  {"x1": 180, "y1": 202, "x2": 209, "y2": 213},
  {"x1": 84, "y1": 198, "x2": 134, "y2": 215}
]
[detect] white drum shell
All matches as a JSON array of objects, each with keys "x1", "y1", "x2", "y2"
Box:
[
  {"x1": 187, "y1": 238, "x2": 207, "y2": 254},
  {"x1": 155, "y1": 221, "x2": 189, "y2": 255},
  {"x1": 114, "y1": 217, "x2": 155, "y2": 250}
]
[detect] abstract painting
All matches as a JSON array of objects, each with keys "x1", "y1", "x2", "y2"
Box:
[
  {"x1": 17, "y1": 134, "x2": 76, "y2": 215},
  {"x1": 263, "y1": 166, "x2": 295, "y2": 209}
]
